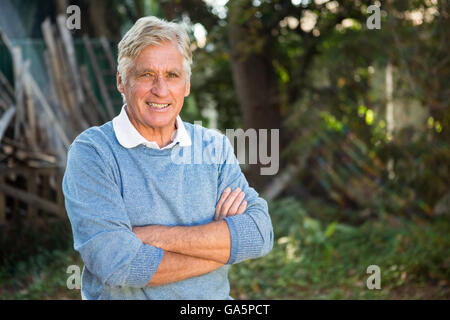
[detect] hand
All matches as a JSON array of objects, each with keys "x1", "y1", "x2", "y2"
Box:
[{"x1": 214, "y1": 187, "x2": 247, "y2": 221}]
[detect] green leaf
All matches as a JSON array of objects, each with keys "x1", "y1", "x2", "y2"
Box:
[{"x1": 324, "y1": 221, "x2": 337, "y2": 239}]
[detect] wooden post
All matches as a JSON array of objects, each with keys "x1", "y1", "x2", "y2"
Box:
[
  {"x1": 24, "y1": 69, "x2": 38, "y2": 151},
  {"x1": 79, "y1": 65, "x2": 108, "y2": 123},
  {"x1": 55, "y1": 171, "x2": 64, "y2": 208},
  {"x1": 83, "y1": 35, "x2": 115, "y2": 119},
  {"x1": 100, "y1": 37, "x2": 116, "y2": 70},
  {"x1": 42, "y1": 19, "x2": 71, "y2": 115},
  {"x1": 0, "y1": 181, "x2": 64, "y2": 216},
  {"x1": 40, "y1": 172, "x2": 51, "y2": 205},
  {"x1": 0, "y1": 174, "x2": 5, "y2": 225},
  {"x1": 57, "y1": 14, "x2": 85, "y2": 105},
  {"x1": 27, "y1": 170, "x2": 37, "y2": 219},
  {"x1": 27, "y1": 73, "x2": 71, "y2": 149},
  {"x1": 12, "y1": 47, "x2": 24, "y2": 140},
  {"x1": 0, "y1": 70, "x2": 14, "y2": 106},
  {"x1": 0, "y1": 107, "x2": 16, "y2": 142}
]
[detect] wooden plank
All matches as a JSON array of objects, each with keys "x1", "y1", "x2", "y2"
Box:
[
  {"x1": 43, "y1": 49, "x2": 77, "y2": 138},
  {"x1": 41, "y1": 19, "x2": 71, "y2": 117},
  {"x1": 83, "y1": 35, "x2": 115, "y2": 119},
  {"x1": 55, "y1": 38, "x2": 77, "y2": 117},
  {"x1": 0, "y1": 174, "x2": 5, "y2": 225},
  {"x1": 0, "y1": 166, "x2": 62, "y2": 177},
  {"x1": 23, "y1": 68, "x2": 37, "y2": 150},
  {"x1": 0, "y1": 92, "x2": 12, "y2": 111},
  {"x1": 43, "y1": 50, "x2": 62, "y2": 112},
  {"x1": 55, "y1": 37, "x2": 89, "y2": 132},
  {"x1": 78, "y1": 66, "x2": 105, "y2": 125},
  {"x1": 27, "y1": 171, "x2": 38, "y2": 218},
  {"x1": 26, "y1": 73, "x2": 71, "y2": 149},
  {"x1": 57, "y1": 14, "x2": 85, "y2": 105},
  {"x1": 100, "y1": 37, "x2": 116, "y2": 70},
  {"x1": 55, "y1": 173, "x2": 64, "y2": 207},
  {"x1": 0, "y1": 70, "x2": 15, "y2": 101},
  {"x1": 15, "y1": 149, "x2": 56, "y2": 164},
  {"x1": 0, "y1": 106, "x2": 16, "y2": 142},
  {"x1": 79, "y1": 65, "x2": 108, "y2": 123},
  {"x1": 12, "y1": 47, "x2": 25, "y2": 140},
  {"x1": 0, "y1": 96, "x2": 7, "y2": 110},
  {"x1": 40, "y1": 172, "x2": 51, "y2": 203},
  {"x1": 0, "y1": 182, "x2": 64, "y2": 216}
]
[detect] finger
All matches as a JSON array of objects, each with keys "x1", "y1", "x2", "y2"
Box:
[
  {"x1": 219, "y1": 187, "x2": 241, "y2": 219},
  {"x1": 214, "y1": 187, "x2": 231, "y2": 220},
  {"x1": 227, "y1": 192, "x2": 245, "y2": 216},
  {"x1": 236, "y1": 200, "x2": 247, "y2": 215}
]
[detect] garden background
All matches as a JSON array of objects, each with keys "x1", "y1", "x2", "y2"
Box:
[{"x1": 0, "y1": 0, "x2": 448, "y2": 299}]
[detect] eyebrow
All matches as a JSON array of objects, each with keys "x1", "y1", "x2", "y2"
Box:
[{"x1": 135, "y1": 68, "x2": 183, "y2": 75}]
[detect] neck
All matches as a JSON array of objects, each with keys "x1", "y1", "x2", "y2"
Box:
[{"x1": 125, "y1": 106, "x2": 176, "y2": 148}]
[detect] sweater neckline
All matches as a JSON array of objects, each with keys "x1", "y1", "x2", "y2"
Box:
[{"x1": 133, "y1": 143, "x2": 188, "y2": 156}]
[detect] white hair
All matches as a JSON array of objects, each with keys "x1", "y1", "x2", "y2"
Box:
[{"x1": 117, "y1": 16, "x2": 192, "y2": 84}]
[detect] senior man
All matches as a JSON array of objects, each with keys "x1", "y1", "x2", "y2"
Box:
[{"x1": 62, "y1": 16, "x2": 273, "y2": 300}]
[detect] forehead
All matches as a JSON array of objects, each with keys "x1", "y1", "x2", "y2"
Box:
[{"x1": 134, "y1": 41, "x2": 184, "y2": 71}]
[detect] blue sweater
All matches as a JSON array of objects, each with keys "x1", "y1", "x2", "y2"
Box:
[{"x1": 62, "y1": 121, "x2": 274, "y2": 299}]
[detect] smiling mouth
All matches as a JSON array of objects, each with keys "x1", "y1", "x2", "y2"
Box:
[{"x1": 146, "y1": 102, "x2": 171, "y2": 110}]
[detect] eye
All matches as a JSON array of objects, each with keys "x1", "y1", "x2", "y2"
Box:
[
  {"x1": 168, "y1": 72, "x2": 179, "y2": 78},
  {"x1": 139, "y1": 71, "x2": 156, "y2": 79}
]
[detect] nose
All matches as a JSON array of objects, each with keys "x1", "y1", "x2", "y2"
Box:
[{"x1": 150, "y1": 75, "x2": 169, "y2": 97}]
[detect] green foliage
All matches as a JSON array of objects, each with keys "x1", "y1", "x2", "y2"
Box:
[
  {"x1": 0, "y1": 198, "x2": 447, "y2": 299},
  {"x1": 0, "y1": 246, "x2": 82, "y2": 300},
  {"x1": 0, "y1": 218, "x2": 73, "y2": 267},
  {"x1": 1, "y1": 0, "x2": 448, "y2": 300},
  {"x1": 229, "y1": 198, "x2": 450, "y2": 299}
]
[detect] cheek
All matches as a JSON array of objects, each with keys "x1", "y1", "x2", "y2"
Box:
[
  {"x1": 127, "y1": 82, "x2": 150, "y2": 100},
  {"x1": 173, "y1": 84, "x2": 189, "y2": 100}
]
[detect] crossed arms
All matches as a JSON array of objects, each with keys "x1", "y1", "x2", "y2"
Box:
[
  {"x1": 62, "y1": 134, "x2": 273, "y2": 288},
  {"x1": 134, "y1": 187, "x2": 247, "y2": 286}
]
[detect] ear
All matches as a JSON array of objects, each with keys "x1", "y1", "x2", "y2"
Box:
[
  {"x1": 117, "y1": 72, "x2": 125, "y2": 94},
  {"x1": 184, "y1": 80, "x2": 191, "y2": 97}
]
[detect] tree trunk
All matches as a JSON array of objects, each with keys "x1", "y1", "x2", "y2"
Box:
[{"x1": 227, "y1": 4, "x2": 282, "y2": 190}]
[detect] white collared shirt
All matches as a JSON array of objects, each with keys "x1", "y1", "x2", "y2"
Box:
[{"x1": 112, "y1": 105, "x2": 192, "y2": 150}]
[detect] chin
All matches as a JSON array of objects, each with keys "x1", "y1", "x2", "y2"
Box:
[{"x1": 144, "y1": 114, "x2": 175, "y2": 129}]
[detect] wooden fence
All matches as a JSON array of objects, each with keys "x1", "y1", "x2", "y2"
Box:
[{"x1": 0, "y1": 166, "x2": 66, "y2": 226}]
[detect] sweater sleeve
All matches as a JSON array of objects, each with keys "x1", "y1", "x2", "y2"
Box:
[
  {"x1": 218, "y1": 135, "x2": 274, "y2": 264},
  {"x1": 62, "y1": 137, "x2": 164, "y2": 288}
]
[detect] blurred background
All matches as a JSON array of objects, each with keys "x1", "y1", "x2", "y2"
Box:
[{"x1": 0, "y1": 0, "x2": 448, "y2": 299}]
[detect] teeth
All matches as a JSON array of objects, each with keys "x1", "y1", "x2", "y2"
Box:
[{"x1": 147, "y1": 102, "x2": 169, "y2": 108}]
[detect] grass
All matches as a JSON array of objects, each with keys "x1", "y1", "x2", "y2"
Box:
[
  {"x1": 0, "y1": 197, "x2": 448, "y2": 299},
  {"x1": 229, "y1": 198, "x2": 450, "y2": 299},
  {"x1": 0, "y1": 246, "x2": 82, "y2": 300}
]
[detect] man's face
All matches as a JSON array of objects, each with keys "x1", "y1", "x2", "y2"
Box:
[{"x1": 117, "y1": 41, "x2": 190, "y2": 134}]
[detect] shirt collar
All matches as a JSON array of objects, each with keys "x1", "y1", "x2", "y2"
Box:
[{"x1": 112, "y1": 105, "x2": 192, "y2": 150}]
